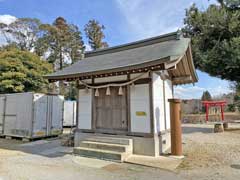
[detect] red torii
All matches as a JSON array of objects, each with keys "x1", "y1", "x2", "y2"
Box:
[{"x1": 202, "y1": 101, "x2": 227, "y2": 122}]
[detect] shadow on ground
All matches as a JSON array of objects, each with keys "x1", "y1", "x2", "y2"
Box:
[
  {"x1": 0, "y1": 136, "x2": 72, "y2": 158},
  {"x1": 182, "y1": 125, "x2": 213, "y2": 134}
]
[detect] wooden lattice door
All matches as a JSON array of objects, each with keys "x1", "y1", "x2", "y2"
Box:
[{"x1": 94, "y1": 87, "x2": 128, "y2": 132}]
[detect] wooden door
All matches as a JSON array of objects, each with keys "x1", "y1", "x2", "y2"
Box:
[{"x1": 95, "y1": 87, "x2": 128, "y2": 132}]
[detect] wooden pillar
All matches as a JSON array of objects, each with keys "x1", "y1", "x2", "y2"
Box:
[
  {"x1": 168, "y1": 99, "x2": 182, "y2": 156},
  {"x1": 206, "y1": 104, "x2": 209, "y2": 122},
  {"x1": 76, "y1": 80, "x2": 80, "y2": 130},
  {"x1": 220, "y1": 105, "x2": 224, "y2": 121}
]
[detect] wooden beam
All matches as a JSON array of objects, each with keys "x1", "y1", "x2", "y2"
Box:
[
  {"x1": 155, "y1": 70, "x2": 171, "y2": 80},
  {"x1": 127, "y1": 74, "x2": 131, "y2": 134},
  {"x1": 172, "y1": 75, "x2": 192, "y2": 82},
  {"x1": 91, "y1": 78, "x2": 96, "y2": 130},
  {"x1": 47, "y1": 63, "x2": 165, "y2": 82},
  {"x1": 164, "y1": 54, "x2": 183, "y2": 70}
]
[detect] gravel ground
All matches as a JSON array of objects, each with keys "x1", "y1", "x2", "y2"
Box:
[
  {"x1": 0, "y1": 137, "x2": 181, "y2": 180},
  {"x1": 1, "y1": 124, "x2": 240, "y2": 180},
  {"x1": 177, "y1": 123, "x2": 240, "y2": 180}
]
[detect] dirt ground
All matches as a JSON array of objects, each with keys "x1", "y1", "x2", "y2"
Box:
[
  {"x1": 177, "y1": 123, "x2": 240, "y2": 180},
  {"x1": 0, "y1": 137, "x2": 180, "y2": 180},
  {"x1": 1, "y1": 124, "x2": 240, "y2": 180}
]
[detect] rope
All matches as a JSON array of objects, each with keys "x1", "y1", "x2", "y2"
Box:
[{"x1": 79, "y1": 70, "x2": 150, "y2": 89}]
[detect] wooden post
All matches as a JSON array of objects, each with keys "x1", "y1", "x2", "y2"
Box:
[
  {"x1": 168, "y1": 99, "x2": 182, "y2": 156},
  {"x1": 220, "y1": 105, "x2": 224, "y2": 121},
  {"x1": 214, "y1": 123, "x2": 224, "y2": 133},
  {"x1": 223, "y1": 122, "x2": 228, "y2": 130},
  {"x1": 206, "y1": 104, "x2": 209, "y2": 122}
]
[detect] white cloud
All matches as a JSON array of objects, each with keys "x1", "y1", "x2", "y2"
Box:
[
  {"x1": 85, "y1": 44, "x2": 92, "y2": 51},
  {"x1": 115, "y1": 0, "x2": 231, "y2": 99},
  {"x1": 175, "y1": 85, "x2": 206, "y2": 99},
  {"x1": 115, "y1": 0, "x2": 215, "y2": 40},
  {"x1": 0, "y1": 14, "x2": 17, "y2": 25},
  {"x1": 175, "y1": 84, "x2": 232, "y2": 99},
  {"x1": 115, "y1": 0, "x2": 181, "y2": 39},
  {"x1": 207, "y1": 85, "x2": 232, "y2": 97},
  {"x1": 0, "y1": 15, "x2": 17, "y2": 45}
]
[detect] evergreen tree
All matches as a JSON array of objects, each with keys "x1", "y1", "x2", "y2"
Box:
[
  {"x1": 84, "y1": 19, "x2": 108, "y2": 50},
  {"x1": 37, "y1": 17, "x2": 84, "y2": 95},
  {"x1": 37, "y1": 17, "x2": 84, "y2": 70},
  {"x1": 201, "y1": 91, "x2": 212, "y2": 112},
  {"x1": 183, "y1": 1, "x2": 240, "y2": 92},
  {"x1": 201, "y1": 91, "x2": 212, "y2": 101},
  {"x1": 68, "y1": 24, "x2": 85, "y2": 64},
  {"x1": 0, "y1": 47, "x2": 52, "y2": 93},
  {"x1": 39, "y1": 17, "x2": 71, "y2": 70}
]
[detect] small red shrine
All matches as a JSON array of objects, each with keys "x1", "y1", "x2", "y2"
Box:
[{"x1": 202, "y1": 101, "x2": 227, "y2": 122}]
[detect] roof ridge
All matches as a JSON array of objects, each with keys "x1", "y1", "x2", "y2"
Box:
[{"x1": 85, "y1": 31, "x2": 181, "y2": 58}]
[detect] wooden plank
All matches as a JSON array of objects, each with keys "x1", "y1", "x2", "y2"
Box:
[
  {"x1": 48, "y1": 61, "x2": 166, "y2": 82},
  {"x1": 127, "y1": 74, "x2": 131, "y2": 133},
  {"x1": 177, "y1": 56, "x2": 186, "y2": 75},
  {"x1": 172, "y1": 75, "x2": 192, "y2": 83},
  {"x1": 83, "y1": 78, "x2": 151, "y2": 87},
  {"x1": 75, "y1": 129, "x2": 153, "y2": 137},
  {"x1": 94, "y1": 87, "x2": 128, "y2": 132},
  {"x1": 182, "y1": 55, "x2": 191, "y2": 75},
  {"x1": 91, "y1": 78, "x2": 95, "y2": 130},
  {"x1": 186, "y1": 46, "x2": 194, "y2": 80}
]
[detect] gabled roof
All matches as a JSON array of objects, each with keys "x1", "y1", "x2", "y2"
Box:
[{"x1": 46, "y1": 31, "x2": 198, "y2": 85}]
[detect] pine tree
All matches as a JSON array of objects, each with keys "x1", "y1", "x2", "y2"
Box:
[
  {"x1": 84, "y1": 19, "x2": 108, "y2": 50},
  {"x1": 201, "y1": 91, "x2": 212, "y2": 101},
  {"x1": 68, "y1": 24, "x2": 85, "y2": 64},
  {"x1": 183, "y1": 1, "x2": 240, "y2": 93},
  {"x1": 36, "y1": 17, "x2": 85, "y2": 95}
]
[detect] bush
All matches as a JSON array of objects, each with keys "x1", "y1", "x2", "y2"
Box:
[
  {"x1": 0, "y1": 48, "x2": 53, "y2": 93},
  {"x1": 227, "y1": 104, "x2": 236, "y2": 112}
]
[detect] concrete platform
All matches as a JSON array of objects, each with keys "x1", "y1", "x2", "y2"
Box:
[
  {"x1": 74, "y1": 135, "x2": 133, "y2": 162},
  {"x1": 74, "y1": 147, "x2": 129, "y2": 162},
  {"x1": 79, "y1": 141, "x2": 131, "y2": 152},
  {"x1": 125, "y1": 155, "x2": 182, "y2": 171}
]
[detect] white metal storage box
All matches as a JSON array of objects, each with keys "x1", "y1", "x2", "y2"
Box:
[
  {"x1": 0, "y1": 92, "x2": 64, "y2": 139},
  {"x1": 63, "y1": 101, "x2": 76, "y2": 127}
]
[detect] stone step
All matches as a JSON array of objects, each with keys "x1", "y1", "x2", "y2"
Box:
[
  {"x1": 79, "y1": 141, "x2": 132, "y2": 153},
  {"x1": 84, "y1": 136, "x2": 132, "y2": 146},
  {"x1": 74, "y1": 147, "x2": 129, "y2": 162}
]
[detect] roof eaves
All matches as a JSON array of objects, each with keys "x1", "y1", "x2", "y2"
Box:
[
  {"x1": 85, "y1": 31, "x2": 180, "y2": 57},
  {"x1": 45, "y1": 56, "x2": 171, "y2": 80}
]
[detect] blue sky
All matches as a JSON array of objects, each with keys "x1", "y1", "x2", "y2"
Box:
[{"x1": 0, "y1": 0, "x2": 232, "y2": 99}]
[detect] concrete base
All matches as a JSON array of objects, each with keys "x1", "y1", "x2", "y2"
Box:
[
  {"x1": 158, "y1": 131, "x2": 171, "y2": 154},
  {"x1": 22, "y1": 138, "x2": 30, "y2": 142},
  {"x1": 74, "y1": 131, "x2": 171, "y2": 157},
  {"x1": 74, "y1": 135, "x2": 133, "y2": 162},
  {"x1": 5, "y1": 136, "x2": 12, "y2": 140},
  {"x1": 132, "y1": 136, "x2": 157, "y2": 156},
  {"x1": 125, "y1": 154, "x2": 182, "y2": 171},
  {"x1": 169, "y1": 155, "x2": 185, "y2": 159},
  {"x1": 74, "y1": 147, "x2": 129, "y2": 162}
]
